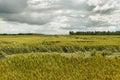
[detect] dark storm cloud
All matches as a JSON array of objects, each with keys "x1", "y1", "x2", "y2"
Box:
[
  {"x1": 0, "y1": 0, "x2": 27, "y2": 13},
  {"x1": 1, "y1": 12, "x2": 54, "y2": 25}
]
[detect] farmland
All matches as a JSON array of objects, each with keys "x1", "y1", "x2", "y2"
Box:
[
  {"x1": 0, "y1": 35, "x2": 120, "y2": 55},
  {"x1": 1, "y1": 35, "x2": 120, "y2": 80}
]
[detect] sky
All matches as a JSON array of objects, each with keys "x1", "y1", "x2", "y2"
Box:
[{"x1": 0, "y1": 0, "x2": 120, "y2": 34}]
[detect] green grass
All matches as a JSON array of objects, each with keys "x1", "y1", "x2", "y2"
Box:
[
  {"x1": 0, "y1": 35, "x2": 120, "y2": 54},
  {"x1": 0, "y1": 35, "x2": 120, "y2": 80},
  {"x1": 1, "y1": 53, "x2": 120, "y2": 80}
]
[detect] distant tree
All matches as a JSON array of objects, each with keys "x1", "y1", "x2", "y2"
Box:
[
  {"x1": 69, "y1": 31, "x2": 120, "y2": 35},
  {"x1": 69, "y1": 31, "x2": 75, "y2": 35}
]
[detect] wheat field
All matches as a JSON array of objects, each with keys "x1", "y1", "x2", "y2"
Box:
[{"x1": 0, "y1": 35, "x2": 120, "y2": 80}]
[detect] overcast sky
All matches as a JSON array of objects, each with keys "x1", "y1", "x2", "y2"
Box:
[{"x1": 0, "y1": 0, "x2": 120, "y2": 34}]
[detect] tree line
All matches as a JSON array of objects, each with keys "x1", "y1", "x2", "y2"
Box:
[
  {"x1": 0, "y1": 33, "x2": 44, "y2": 35},
  {"x1": 69, "y1": 31, "x2": 120, "y2": 35}
]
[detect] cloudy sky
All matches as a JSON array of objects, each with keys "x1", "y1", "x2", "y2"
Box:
[{"x1": 0, "y1": 0, "x2": 120, "y2": 34}]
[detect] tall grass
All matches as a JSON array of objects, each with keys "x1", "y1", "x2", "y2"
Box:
[
  {"x1": 0, "y1": 53, "x2": 120, "y2": 80},
  {"x1": 0, "y1": 35, "x2": 120, "y2": 80},
  {"x1": 0, "y1": 35, "x2": 120, "y2": 54}
]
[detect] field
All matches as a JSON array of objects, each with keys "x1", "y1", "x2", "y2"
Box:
[
  {"x1": 0, "y1": 35, "x2": 120, "y2": 55},
  {"x1": 1, "y1": 35, "x2": 120, "y2": 80}
]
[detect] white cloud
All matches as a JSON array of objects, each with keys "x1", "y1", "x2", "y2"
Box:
[{"x1": 0, "y1": 0, "x2": 120, "y2": 34}]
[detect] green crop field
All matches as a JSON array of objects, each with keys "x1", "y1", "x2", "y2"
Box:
[
  {"x1": 0, "y1": 35, "x2": 120, "y2": 54},
  {"x1": 1, "y1": 35, "x2": 120, "y2": 80}
]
